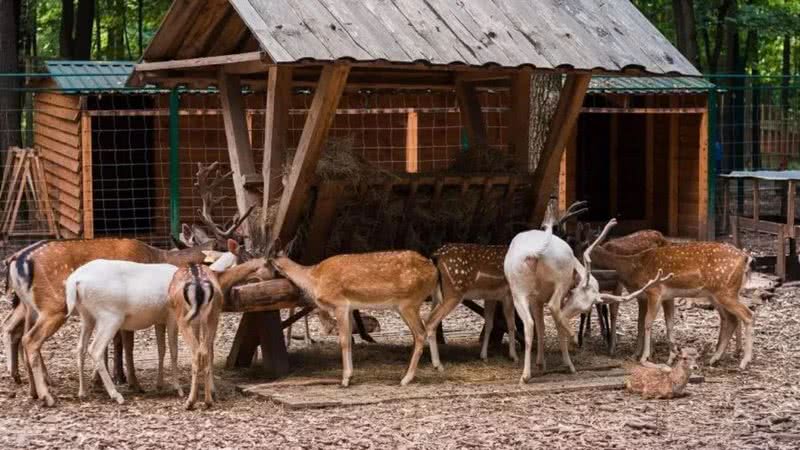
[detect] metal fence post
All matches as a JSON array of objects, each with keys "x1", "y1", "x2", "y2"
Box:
[
  {"x1": 169, "y1": 88, "x2": 180, "y2": 240},
  {"x1": 708, "y1": 87, "x2": 719, "y2": 239}
]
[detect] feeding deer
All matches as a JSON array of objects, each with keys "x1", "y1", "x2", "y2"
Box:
[
  {"x1": 590, "y1": 240, "x2": 755, "y2": 369},
  {"x1": 168, "y1": 253, "x2": 268, "y2": 409},
  {"x1": 271, "y1": 250, "x2": 438, "y2": 387},
  {"x1": 11, "y1": 167, "x2": 252, "y2": 406},
  {"x1": 423, "y1": 243, "x2": 517, "y2": 368},
  {"x1": 504, "y1": 218, "x2": 672, "y2": 383},
  {"x1": 66, "y1": 239, "x2": 247, "y2": 404},
  {"x1": 579, "y1": 229, "x2": 670, "y2": 354}
]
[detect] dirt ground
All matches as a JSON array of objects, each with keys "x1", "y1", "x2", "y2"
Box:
[{"x1": 1, "y1": 265, "x2": 799, "y2": 449}]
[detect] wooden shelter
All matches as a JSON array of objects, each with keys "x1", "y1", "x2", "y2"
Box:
[
  {"x1": 132, "y1": 0, "x2": 700, "y2": 377},
  {"x1": 560, "y1": 76, "x2": 713, "y2": 240}
]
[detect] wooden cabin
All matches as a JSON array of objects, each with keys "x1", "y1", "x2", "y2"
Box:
[
  {"x1": 560, "y1": 76, "x2": 714, "y2": 239},
  {"x1": 129, "y1": 0, "x2": 700, "y2": 376}
]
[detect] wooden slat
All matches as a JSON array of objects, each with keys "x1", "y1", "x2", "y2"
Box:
[
  {"x1": 40, "y1": 157, "x2": 81, "y2": 185},
  {"x1": 272, "y1": 64, "x2": 350, "y2": 243},
  {"x1": 35, "y1": 92, "x2": 80, "y2": 110},
  {"x1": 39, "y1": 148, "x2": 80, "y2": 172},
  {"x1": 37, "y1": 124, "x2": 80, "y2": 148},
  {"x1": 645, "y1": 97, "x2": 655, "y2": 226},
  {"x1": 262, "y1": 65, "x2": 293, "y2": 225},
  {"x1": 510, "y1": 70, "x2": 531, "y2": 169},
  {"x1": 405, "y1": 111, "x2": 418, "y2": 173},
  {"x1": 42, "y1": 169, "x2": 82, "y2": 198},
  {"x1": 668, "y1": 97, "x2": 679, "y2": 236},
  {"x1": 35, "y1": 132, "x2": 81, "y2": 160},
  {"x1": 81, "y1": 114, "x2": 93, "y2": 239},
  {"x1": 34, "y1": 113, "x2": 80, "y2": 135},
  {"x1": 136, "y1": 51, "x2": 265, "y2": 72},
  {"x1": 580, "y1": 107, "x2": 707, "y2": 114},
  {"x1": 528, "y1": 74, "x2": 592, "y2": 225},
  {"x1": 218, "y1": 72, "x2": 261, "y2": 222},
  {"x1": 174, "y1": 0, "x2": 232, "y2": 59},
  {"x1": 697, "y1": 99, "x2": 709, "y2": 239},
  {"x1": 57, "y1": 210, "x2": 82, "y2": 235},
  {"x1": 49, "y1": 187, "x2": 81, "y2": 210},
  {"x1": 35, "y1": 102, "x2": 80, "y2": 121},
  {"x1": 207, "y1": 11, "x2": 250, "y2": 56}
]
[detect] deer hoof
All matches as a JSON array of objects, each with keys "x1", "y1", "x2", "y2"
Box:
[
  {"x1": 184, "y1": 400, "x2": 195, "y2": 410},
  {"x1": 204, "y1": 400, "x2": 214, "y2": 410},
  {"x1": 11, "y1": 374, "x2": 22, "y2": 384},
  {"x1": 519, "y1": 375, "x2": 530, "y2": 385},
  {"x1": 739, "y1": 360, "x2": 751, "y2": 371},
  {"x1": 341, "y1": 378, "x2": 351, "y2": 388},
  {"x1": 400, "y1": 375, "x2": 414, "y2": 386},
  {"x1": 112, "y1": 392, "x2": 125, "y2": 405},
  {"x1": 42, "y1": 393, "x2": 56, "y2": 407}
]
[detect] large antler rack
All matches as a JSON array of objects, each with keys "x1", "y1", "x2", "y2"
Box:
[{"x1": 195, "y1": 162, "x2": 255, "y2": 242}]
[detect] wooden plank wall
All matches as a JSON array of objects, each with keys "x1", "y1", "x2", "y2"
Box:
[{"x1": 33, "y1": 93, "x2": 83, "y2": 237}]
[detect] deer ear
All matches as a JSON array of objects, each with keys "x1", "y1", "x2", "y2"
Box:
[{"x1": 227, "y1": 239, "x2": 239, "y2": 254}]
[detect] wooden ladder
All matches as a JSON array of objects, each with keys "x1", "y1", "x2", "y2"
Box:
[{"x1": 0, "y1": 147, "x2": 60, "y2": 239}]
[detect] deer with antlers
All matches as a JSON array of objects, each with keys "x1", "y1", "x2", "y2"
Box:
[
  {"x1": 590, "y1": 239, "x2": 755, "y2": 369},
  {"x1": 504, "y1": 217, "x2": 672, "y2": 382}
]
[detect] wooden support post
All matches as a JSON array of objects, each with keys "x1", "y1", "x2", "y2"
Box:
[
  {"x1": 668, "y1": 98, "x2": 679, "y2": 236},
  {"x1": 558, "y1": 127, "x2": 577, "y2": 213},
  {"x1": 645, "y1": 99, "x2": 655, "y2": 227},
  {"x1": 787, "y1": 181, "x2": 796, "y2": 238},
  {"x1": 303, "y1": 182, "x2": 345, "y2": 263},
  {"x1": 722, "y1": 179, "x2": 730, "y2": 235},
  {"x1": 262, "y1": 66, "x2": 293, "y2": 226},
  {"x1": 218, "y1": 71, "x2": 261, "y2": 222},
  {"x1": 529, "y1": 74, "x2": 591, "y2": 225},
  {"x1": 272, "y1": 64, "x2": 350, "y2": 244},
  {"x1": 405, "y1": 111, "x2": 419, "y2": 173},
  {"x1": 225, "y1": 311, "x2": 288, "y2": 378},
  {"x1": 609, "y1": 114, "x2": 618, "y2": 217},
  {"x1": 80, "y1": 114, "x2": 94, "y2": 239},
  {"x1": 510, "y1": 70, "x2": 532, "y2": 170},
  {"x1": 752, "y1": 179, "x2": 760, "y2": 224},
  {"x1": 731, "y1": 215, "x2": 740, "y2": 248},
  {"x1": 777, "y1": 225, "x2": 786, "y2": 280},
  {"x1": 455, "y1": 77, "x2": 489, "y2": 170},
  {"x1": 698, "y1": 101, "x2": 709, "y2": 239},
  {"x1": 468, "y1": 177, "x2": 493, "y2": 240}
]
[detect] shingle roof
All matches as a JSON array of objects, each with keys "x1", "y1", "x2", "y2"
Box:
[
  {"x1": 142, "y1": 0, "x2": 700, "y2": 76},
  {"x1": 589, "y1": 76, "x2": 714, "y2": 94},
  {"x1": 44, "y1": 61, "x2": 135, "y2": 92}
]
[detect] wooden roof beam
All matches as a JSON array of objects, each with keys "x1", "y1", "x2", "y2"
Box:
[{"x1": 135, "y1": 51, "x2": 267, "y2": 73}]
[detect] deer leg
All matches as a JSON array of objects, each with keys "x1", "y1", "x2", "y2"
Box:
[
  {"x1": 155, "y1": 324, "x2": 166, "y2": 391},
  {"x1": 178, "y1": 320, "x2": 201, "y2": 409},
  {"x1": 634, "y1": 297, "x2": 647, "y2": 358},
  {"x1": 608, "y1": 302, "x2": 619, "y2": 355},
  {"x1": 122, "y1": 330, "x2": 141, "y2": 393},
  {"x1": 597, "y1": 304, "x2": 609, "y2": 344},
  {"x1": 3, "y1": 304, "x2": 25, "y2": 384},
  {"x1": 398, "y1": 303, "x2": 426, "y2": 387},
  {"x1": 352, "y1": 310, "x2": 375, "y2": 343},
  {"x1": 333, "y1": 307, "x2": 354, "y2": 387},
  {"x1": 169, "y1": 320, "x2": 184, "y2": 398},
  {"x1": 639, "y1": 293, "x2": 661, "y2": 364},
  {"x1": 303, "y1": 314, "x2": 314, "y2": 344},
  {"x1": 501, "y1": 297, "x2": 518, "y2": 362},
  {"x1": 22, "y1": 305, "x2": 37, "y2": 398},
  {"x1": 663, "y1": 300, "x2": 677, "y2": 365},
  {"x1": 113, "y1": 332, "x2": 126, "y2": 384},
  {"x1": 577, "y1": 313, "x2": 587, "y2": 348},
  {"x1": 481, "y1": 300, "x2": 497, "y2": 362},
  {"x1": 88, "y1": 319, "x2": 125, "y2": 404},
  {"x1": 710, "y1": 308, "x2": 737, "y2": 366},
  {"x1": 531, "y1": 301, "x2": 547, "y2": 375},
  {"x1": 205, "y1": 308, "x2": 220, "y2": 406},
  {"x1": 285, "y1": 307, "x2": 295, "y2": 347},
  {"x1": 510, "y1": 289, "x2": 535, "y2": 384},
  {"x1": 423, "y1": 288, "x2": 461, "y2": 372},
  {"x1": 22, "y1": 311, "x2": 66, "y2": 407},
  {"x1": 76, "y1": 315, "x2": 95, "y2": 400}
]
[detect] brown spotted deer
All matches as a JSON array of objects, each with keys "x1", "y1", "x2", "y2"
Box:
[
  {"x1": 590, "y1": 240, "x2": 755, "y2": 369},
  {"x1": 271, "y1": 250, "x2": 438, "y2": 387},
  {"x1": 168, "y1": 255, "x2": 267, "y2": 409},
  {"x1": 625, "y1": 347, "x2": 699, "y2": 399},
  {"x1": 504, "y1": 218, "x2": 672, "y2": 382},
  {"x1": 424, "y1": 244, "x2": 516, "y2": 369}
]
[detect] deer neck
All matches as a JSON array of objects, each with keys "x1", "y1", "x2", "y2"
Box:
[
  {"x1": 217, "y1": 259, "x2": 265, "y2": 293},
  {"x1": 591, "y1": 245, "x2": 639, "y2": 279},
  {"x1": 158, "y1": 242, "x2": 214, "y2": 266},
  {"x1": 669, "y1": 362, "x2": 690, "y2": 386},
  {"x1": 279, "y1": 259, "x2": 317, "y2": 299}
]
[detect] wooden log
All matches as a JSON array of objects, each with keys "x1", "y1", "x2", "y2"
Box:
[
  {"x1": 528, "y1": 74, "x2": 591, "y2": 225},
  {"x1": 225, "y1": 278, "x2": 302, "y2": 313},
  {"x1": 272, "y1": 64, "x2": 350, "y2": 244}
]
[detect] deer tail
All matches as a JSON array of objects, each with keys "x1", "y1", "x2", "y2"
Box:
[
  {"x1": 65, "y1": 278, "x2": 80, "y2": 317},
  {"x1": 183, "y1": 264, "x2": 213, "y2": 322}
]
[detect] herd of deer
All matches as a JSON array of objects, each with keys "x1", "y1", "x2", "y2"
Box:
[{"x1": 0, "y1": 185, "x2": 757, "y2": 407}]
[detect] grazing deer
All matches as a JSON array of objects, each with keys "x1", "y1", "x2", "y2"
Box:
[
  {"x1": 271, "y1": 250, "x2": 438, "y2": 387},
  {"x1": 625, "y1": 347, "x2": 699, "y2": 399},
  {"x1": 168, "y1": 253, "x2": 267, "y2": 409},
  {"x1": 581, "y1": 229, "x2": 670, "y2": 354},
  {"x1": 504, "y1": 218, "x2": 672, "y2": 382},
  {"x1": 424, "y1": 243, "x2": 517, "y2": 369},
  {"x1": 590, "y1": 240, "x2": 755, "y2": 369}
]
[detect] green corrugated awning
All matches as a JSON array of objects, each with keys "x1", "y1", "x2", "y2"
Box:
[
  {"x1": 588, "y1": 76, "x2": 713, "y2": 94},
  {"x1": 44, "y1": 60, "x2": 135, "y2": 92}
]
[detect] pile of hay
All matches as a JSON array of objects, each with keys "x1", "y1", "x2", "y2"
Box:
[{"x1": 283, "y1": 136, "x2": 397, "y2": 186}]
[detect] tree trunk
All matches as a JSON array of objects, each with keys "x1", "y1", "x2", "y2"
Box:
[
  {"x1": 781, "y1": 35, "x2": 791, "y2": 110},
  {"x1": 672, "y1": 0, "x2": 701, "y2": 69},
  {"x1": 74, "y1": 0, "x2": 94, "y2": 59},
  {"x1": 0, "y1": 0, "x2": 21, "y2": 152},
  {"x1": 60, "y1": 0, "x2": 74, "y2": 58},
  {"x1": 527, "y1": 72, "x2": 561, "y2": 173}
]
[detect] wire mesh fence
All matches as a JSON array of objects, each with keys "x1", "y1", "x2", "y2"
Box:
[{"x1": 1, "y1": 71, "x2": 798, "y2": 259}]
